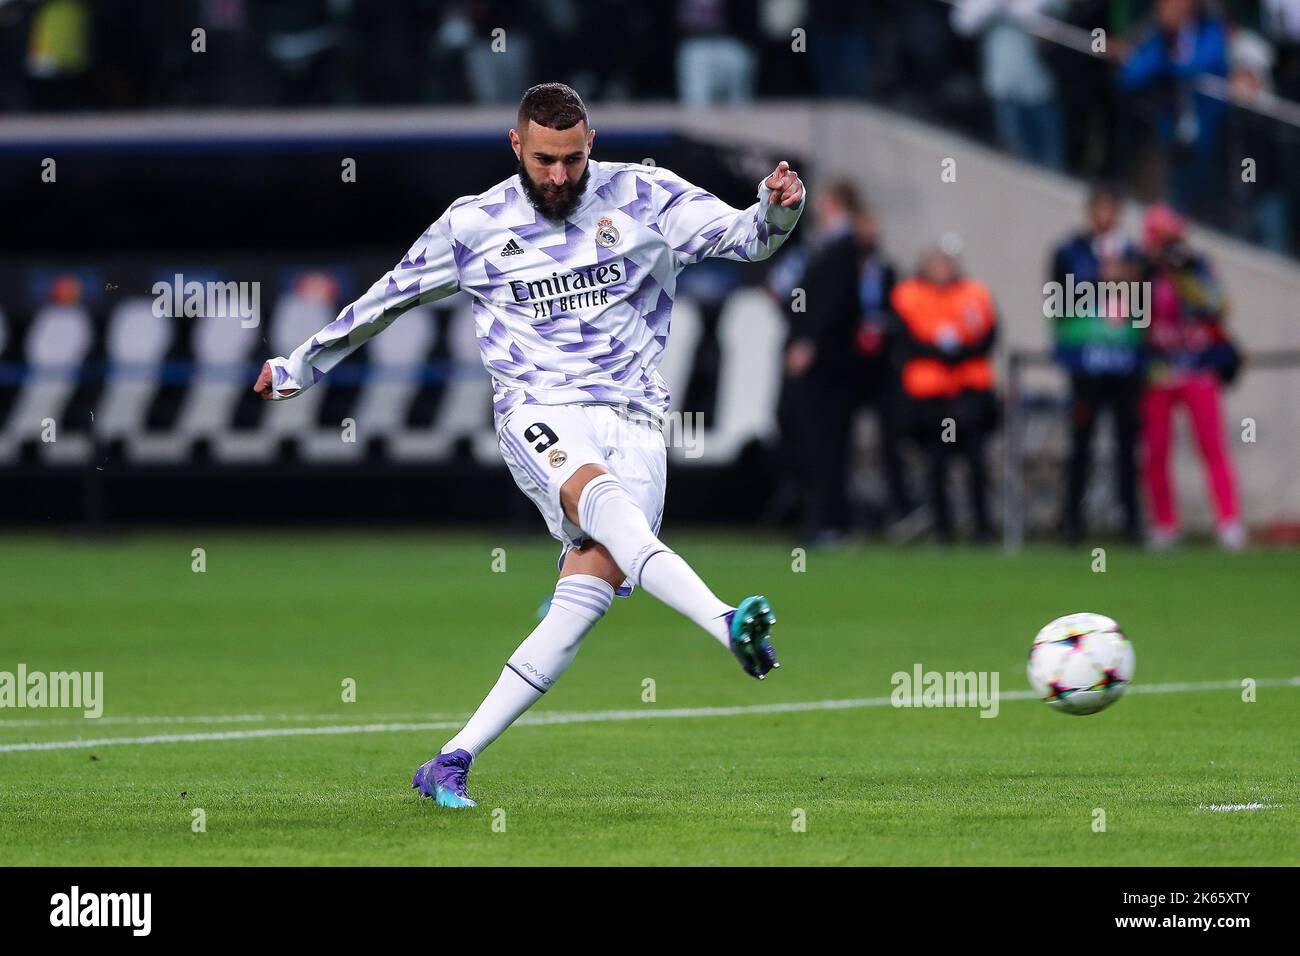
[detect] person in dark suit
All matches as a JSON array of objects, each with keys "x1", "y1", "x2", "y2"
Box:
[
  {"x1": 785, "y1": 180, "x2": 907, "y2": 543},
  {"x1": 1049, "y1": 184, "x2": 1146, "y2": 543},
  {"x1": 852, "y1": 206, "x2": 913, "y2": 530}
]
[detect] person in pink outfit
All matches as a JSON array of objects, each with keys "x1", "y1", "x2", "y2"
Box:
[{"x1": 1138, "y1": 205, "x2": 1245, "y2": 550}]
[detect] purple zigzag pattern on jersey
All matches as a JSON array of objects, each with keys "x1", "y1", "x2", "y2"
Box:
[
  {"x1": 608, "y1": 360, "x2": 638, "y2": 384},
  {"x1": 318, "y1": 306, "x2": 356, "y2": 341},
  {"x1": 494, "y1": 389, "x2": 525, "y2": 419},
  {"x1": 479, "y1": 186, "x2": 519, "y2": 220},
  {"x1": 508, "y1": 207, "x2": 556, "y2": 248},
  {"x1": 498, "y1": 366, "x2": 560, "y2": 390},
  {"x1": 633, "y1": 277, "x2": 659, "y2": 316},
  {"x1": 486, "y1": 334, "x2": 531, "y2": 375},
  {"x1": 756, "y1": 211, "x2": 795, "y2": 247},
  {"x1": 556, "y1": 318, "x2": 605, "y2": 353},
  {"x1": 451, "y1": 238, "x2": 477, "y2": 274},
  {"x1": 591, "y1": 333, "x2": 629, "y2": 370},
  {"x1": 640, "y1": 369, "x2": 668, "y2": 401},
  {"x1": 483, "y1": 317, "x2": 513, "y2": 350},
  {"x1": 617, "y1": 176, "x2": 654, "y2": 222},
  {"x1": 576, "y1": 383, "x2": 623, "y2": 403},
  {"x1": 385, "y1": 273, "x2": 422, "y2": 302},
  {"x1": 517, "y1": 368, "x2": 565, "y2": 385},
  {"x1": 463, "y1": 256, "x2": 505, "y2": 296},
  {"x1": 644, "y1": 289, "x2": 673, "y2": 348},
  {"x1": 555, "y1": 338, "x2": 595, "y2": 355},
  {"x1": 674, "y1": 225, "x2": 727, "y2": 261},
  {"x1": 398, "y1": 247, "x2": 426, "y2": 270},
  {"x1": 537, "y1": 220, "x2": 588, "y2": 267},
  {"x1": 487, "y1": 357, "x2": 528, "y2": 376},
  {"x1": 594, "y1": 169, "x2": 633, "y2": 204},
  {"x1": 463, "y1": 162, "x2": 799, "y2": 431},
  {"x1": 658, "y1": 176, "x2": 693, "y2": 212},
  {"x1": 602, "y1": 254, "x2": 655, "y2": 316},
  {"x1": 603, "y1": 256, "x2": 642, "y2": 300},
  {"x1": 529, "y1": 311, "x2": 571, "y2": 337}
]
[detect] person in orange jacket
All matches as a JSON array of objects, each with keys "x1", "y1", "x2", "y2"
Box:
[{"x1": 890, "y1": 243, "x2": 998, "y2": 543}]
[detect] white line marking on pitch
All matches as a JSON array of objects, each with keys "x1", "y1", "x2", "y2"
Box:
[
  {"x1": 0, "y1": 676, "x2": 1295, "y2": 754},
  {"x1": 1196, "y1": 802, "x2": 1282, "y2": 812}
]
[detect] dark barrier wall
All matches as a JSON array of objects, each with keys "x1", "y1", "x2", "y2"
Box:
[{"x1": 2, "y1": 127, "x2": 753, "y2": 253}]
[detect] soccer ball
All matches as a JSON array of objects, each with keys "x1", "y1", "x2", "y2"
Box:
[{"x1": 1027, "y1": 612, "x2": 1135, "y2": 715}]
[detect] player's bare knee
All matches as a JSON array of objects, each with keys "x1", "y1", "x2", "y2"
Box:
[
  {"x1": 560, "y1": 463, "x2": 607, "y2": 525},
  {"x1": 562, "y1": 541, "x2": 625, "y2": 589}
]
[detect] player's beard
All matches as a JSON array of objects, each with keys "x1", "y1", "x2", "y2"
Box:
[{"x1": 518, "y1": 160, "x2": 590, "y2": 222}]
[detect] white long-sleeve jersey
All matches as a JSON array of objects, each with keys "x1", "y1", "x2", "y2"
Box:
[{"x1": 266, "y1": 158, "x2": 803, "y2": 429}]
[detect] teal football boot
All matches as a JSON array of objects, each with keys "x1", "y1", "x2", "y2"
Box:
[{"x1": 727, "y1": 595, "x2": 779, "y2": 679}]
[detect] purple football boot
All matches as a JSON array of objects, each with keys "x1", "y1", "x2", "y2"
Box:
[{"x1": 411, "y1": 749, "x2": 477, "y2": 808}]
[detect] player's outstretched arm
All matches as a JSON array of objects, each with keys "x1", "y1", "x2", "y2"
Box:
[
  {"x1": 254, "y1": 213, "x2": 461, "y2": 400},
  {"x1": 653, "y1": 161, "x2": 804, "y2": 268}
]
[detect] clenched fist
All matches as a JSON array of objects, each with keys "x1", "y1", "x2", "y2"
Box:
[
  {"x1": 764, "y1": 161, "x2": 804, "y2": 208},
  {"x1": 252, "y1": 361, "x2": 296, "y2": 400}
]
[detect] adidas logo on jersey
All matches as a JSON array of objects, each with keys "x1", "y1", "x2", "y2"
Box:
[{"x1": 500, "y1": 239, "x2": 524, "y2": 257}]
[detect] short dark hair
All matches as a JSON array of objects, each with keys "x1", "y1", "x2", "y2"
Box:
[
  {"x1": 821, "y1": 178, "x2": 865, "y2": 217},
  {"x1": 517, "y1": 83, "x2": 588, "y2": 133},
  {"x1": 1087, "y1": 180, "x2": 1123, "y2": 208}
]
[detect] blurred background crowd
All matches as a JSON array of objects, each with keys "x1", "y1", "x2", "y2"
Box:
[
  {"x1": 6, "y1": 0, "x2": 1300, "y2": 257},
  {"x1": 768, "y1": 179, "x2": 1247, "y2": 550}
]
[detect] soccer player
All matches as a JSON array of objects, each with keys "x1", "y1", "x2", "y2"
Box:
[{"x1": 253, "y1": 83, "x2": 804, "y2": 807}]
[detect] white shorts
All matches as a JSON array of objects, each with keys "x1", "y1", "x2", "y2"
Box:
[{"x1": 498, "y1": 402, "x2": 667, "y2": 595}]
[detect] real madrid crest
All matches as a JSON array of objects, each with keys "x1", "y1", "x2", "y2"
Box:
[{"x1": 595, "y1": 216, "x2": 619, "y2": 248}]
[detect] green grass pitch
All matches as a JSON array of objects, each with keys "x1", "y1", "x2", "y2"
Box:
[{"x1": 0, "y1": 532, "x2": 1296, "y2": 866}]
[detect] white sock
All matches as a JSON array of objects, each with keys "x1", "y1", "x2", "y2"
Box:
[
  {"x1": 440, "y1": 575, "x2": 613, "y2": 759},
  {"x1": 578, "y1": 473, "x2": 732, "y2": 646}
]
